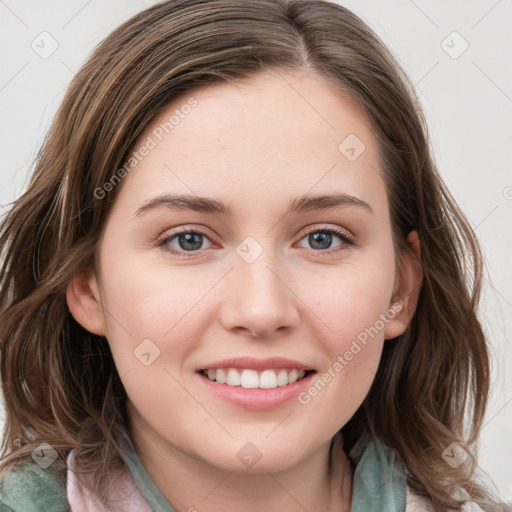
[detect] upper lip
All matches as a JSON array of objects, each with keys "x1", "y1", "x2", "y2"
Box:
[{"x1": 198, "y1": 357, "x2": 314, "y2": 371}]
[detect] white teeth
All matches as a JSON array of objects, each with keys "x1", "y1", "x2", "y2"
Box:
[
  {"x1": 259, "y1": 369, "x2": 278, "y2": 389},
  {"x1": 203, "y1": 368, "x2": 308, "y2": 388},
  {"x1": 240, "y1": 369, "x2": 259, "y2": 389},
  {"x1": 276, "y1": 369, "x2": 289, "y2": 386},
  {"x1": 288, "y1": 369, "x2": 299, "y2": 384},
  {"x1": 226, "y1": 368, "x2": 241, "y2": 386}
]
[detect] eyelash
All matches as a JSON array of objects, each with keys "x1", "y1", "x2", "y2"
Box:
[{"x1": 156, "y1": 225, "x2": 356, "y2": 257}]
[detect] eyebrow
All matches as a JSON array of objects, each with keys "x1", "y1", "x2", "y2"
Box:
[{"x1": 133, "y1": 192, "x2": 374, "y2": 218}]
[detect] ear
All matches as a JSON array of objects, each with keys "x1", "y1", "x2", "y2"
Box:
[
  {"x1": 66, "y1": 267, "x2": 108, "y2": 336},
  {"x1": 384, "y1": 230, "x2": 423, "y2": 340}
]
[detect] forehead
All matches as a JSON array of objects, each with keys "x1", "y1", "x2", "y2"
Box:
[{"x1": 112, "y1": 70, "x2": 387, "y2": 219}]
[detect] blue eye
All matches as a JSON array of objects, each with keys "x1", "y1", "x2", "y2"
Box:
[
  {"x1": 297, "y1": 227, "x2": 355, "y2": 253},
  {"x1": 158, "y1": 229, "x2": 213, "y2": 254}
]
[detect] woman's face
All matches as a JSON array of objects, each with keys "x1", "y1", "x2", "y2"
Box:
[{"x1": 71, "y1": 70, "x2": 411, "y2": 473}]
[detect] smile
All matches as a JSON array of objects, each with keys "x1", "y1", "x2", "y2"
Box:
[{"x1": 199, "y1": 368, "x2": 312, "y2": 389}]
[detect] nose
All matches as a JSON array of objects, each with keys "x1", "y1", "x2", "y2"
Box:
[{"x1": 219, "y1": 249, "x2": 300, "y2": 339}]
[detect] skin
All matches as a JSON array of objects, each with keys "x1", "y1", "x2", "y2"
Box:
[{"x1": 67, "y1": 69, "x2": 422, "y2": 512}]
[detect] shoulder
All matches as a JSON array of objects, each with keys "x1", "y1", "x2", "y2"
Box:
[
  {"x1": 0, "y1": 460, "x2": 70, "y2": 512},
  {"x1": 406, "y1": 485, "x2": 487, "y2": 512}
]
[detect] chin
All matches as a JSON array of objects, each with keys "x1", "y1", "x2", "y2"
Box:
[{"x1": 192, "y1": 437, "x2": 312, "y2": 475}]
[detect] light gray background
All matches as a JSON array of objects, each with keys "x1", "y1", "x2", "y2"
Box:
[{"x1": 0, "y1": 0, "x2": 510, "y2": 502}]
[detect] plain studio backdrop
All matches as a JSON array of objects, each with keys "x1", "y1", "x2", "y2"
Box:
[{"x1": 0, "y1": 0, "x2": 510, "y2": 503}]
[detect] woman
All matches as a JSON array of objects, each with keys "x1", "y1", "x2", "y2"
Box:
[{"x1": 0, "y1": 1, "x2": 508, "y2": 510}]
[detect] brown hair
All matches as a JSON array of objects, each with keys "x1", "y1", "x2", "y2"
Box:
[{"x1": 0, "y1": 0, "x2": 505, "y2": 509}]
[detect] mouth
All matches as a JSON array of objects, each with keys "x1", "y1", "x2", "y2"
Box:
[
  {"x1": 198, "y1": 367, "x2": 315, "y2": 389},
  {"x1": 195, "y1": 357, "x2": 317, "y2": 410}
]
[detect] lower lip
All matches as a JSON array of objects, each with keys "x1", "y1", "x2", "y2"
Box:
[{"x1": 196, "y1": 371, "x2": 316, "y2": 410}]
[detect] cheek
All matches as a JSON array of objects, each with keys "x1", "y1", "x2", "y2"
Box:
[
  {"x1": 305, "y1": 254, "x2": 396, "y2": 348},
  {"x1": 99, "y1": 260, "x2": 204, "y2": 430},
  {"x1": 95, "y1": 255, "x2": 167, "y2": 363},
  {"x1": 100, "y1": 238, "x2": 190, "y2": 324},
  {"x1": 295, "y1": 255, "x2": 396, "y2": 417}
]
